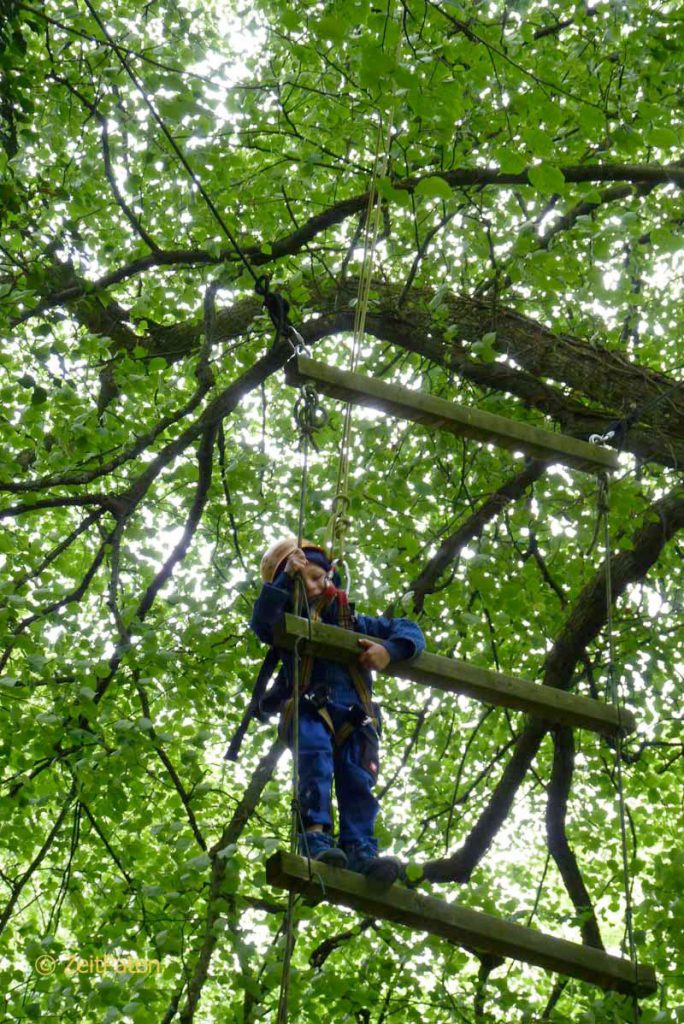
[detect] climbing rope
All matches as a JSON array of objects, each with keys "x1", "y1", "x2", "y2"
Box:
[
  {"x1": 324, "y1": 121, "x2": 389, "y2": 568},
  {"x1": 276, "y1": 379, "x2": 328, "y2": 1024},
  {"x1": 256, "y1": 274, "x2": 308, "y2": 352},
  {"x1": 325, "y1": 12, "x2": 402, "y2": 572},
  {"x1": 277, "y1": 41, "x2": 402, "y2": 1016},
  {"x1": 592, "y1": 462, "x2": 640, "y2": 1022},
  {"x1": 275, "y1": 573, "x2": 303, "y2": 1024},
  {"x1": 294, "y1": 384, "x2": 329, "y2": 455}
]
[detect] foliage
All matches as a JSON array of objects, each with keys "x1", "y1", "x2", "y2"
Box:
[{"x1": 0, "y1": 0, "x2": 682, "y2": 1022}]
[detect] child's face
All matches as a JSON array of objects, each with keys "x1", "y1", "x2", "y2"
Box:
[{"x1": 301, "y1": 561, "x2": 329, "y2": 601}]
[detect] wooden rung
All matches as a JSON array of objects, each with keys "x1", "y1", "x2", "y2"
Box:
[
  {"x1": 266, "y1": 852, "x2": 657, "y2": 998},
  {"x1": 284, "y1": 356, "x2": 619, "y2": 474},
  {"x1": 273, "y1": 615, "x2": 636, "y2": 738}
]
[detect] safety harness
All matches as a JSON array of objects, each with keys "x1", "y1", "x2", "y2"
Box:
[{"x1": 277, "y1": 584, "x2": 380, "y2": 749}]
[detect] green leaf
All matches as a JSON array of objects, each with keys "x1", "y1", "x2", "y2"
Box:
[
  {"x1": 414, "y1": 176, "x2": 452, "y2": 201},
  {"x1": 376, "y1": 177, "x2": 412, "y2": 209},
  {"x1": 527, "y1": 163, "x2": 566, "y2": 194},
  {"x1": 113, "y1": 719, "x2": 135, "y2": 732},
  {"x1": 317, "y1": 16, "x2": 346, "y2": 42},
  {"x1": 579, "y1": 106, "x2": 605, "y2": 133},
  {"x1": 650, "y1": 228, "x2": 681, "y2": 253},
  {"x1": 217, "y1": 843, "x2": 237, "y2": 859},
  {"x1": 281, "y1": 10, "x2": 301, "y2": 31},
  {"x1": 648, "y1": 126, "x2": 678, "y2": 149},
  {"x1": 497, "y1": 151, "x2": 527, "y2": 175},
  {"x1": 186, "y1": 853, "x2": 212, "y2": 871},
  {"x1": 405, "y1": 863, "x2": 423, "y2": 882}
]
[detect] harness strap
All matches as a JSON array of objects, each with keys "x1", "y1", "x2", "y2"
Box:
[{"x1": 279, "y1": 586, "x2": 379, "y2": 745}]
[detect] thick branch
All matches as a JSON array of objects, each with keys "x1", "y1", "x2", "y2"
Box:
[
  {"x1": 176, "y1": 740, "x2": 285, "y2": 1024},
  {"x1": 297, "y1": 303, "x2": 684, "y2": 469},
  {"x1": 423, "y1": 485, "x2": 684, "y2": 882},
  {"x1": 408, "y1": 459, "x2": 547, "y2": 612},
  {"x1": 14, "y1": 162, "x2": 683, "y2": 321},
  {"x1": 74, "y1": 275, "x2": 684, "y2": 471},
  {"x1": 546, "y1": 726, "x2": 604, "y2": 949}
]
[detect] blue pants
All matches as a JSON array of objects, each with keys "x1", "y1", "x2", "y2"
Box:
[{"x1": 293, "y1": 701, "x2": 379, "y2": 846}]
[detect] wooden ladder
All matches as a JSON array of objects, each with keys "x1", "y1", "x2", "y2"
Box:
[
  {"x1": 284, "y1": 355, "x2": 619, "y2": 474},
  {"x1": 272, "y1": 356, "x2": 654, "y2": 996},
  {"x1": 273, "y1": 614, "x2": 635, "y2": 738},
  {"x1": 267, "y1": 852, "x2": 657, "y2": 998}
]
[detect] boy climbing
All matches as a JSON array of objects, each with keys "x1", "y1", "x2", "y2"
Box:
[{"x1": 250, "y1": 536, "x2": 426, "y2": 885}]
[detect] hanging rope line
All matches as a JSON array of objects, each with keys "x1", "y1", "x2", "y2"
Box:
[
  {"x1": 82, "y1": 0, "x2": 303, "y2": 345},
  {"x1": 593, "y1": 465, "x2": 640, "y2": 1023},
  {"x1": 276, "y1": 383, "x2": 328, "y2": 1024},
  {"x1": 255, "y1": 273, "x2": 308, "y2": 351},
  {"x1": 325, "y1": 88, "x2": 400, "y2": 571},
  {"x1": 322, "y1": 1, "x2": 403, "y2": 574},
  {"x1": 277, "y1": 26, "x2": 402, "y2": 1010},
  {"x1": 293, "y1": 384, "x2": 329, "y2": 455}
]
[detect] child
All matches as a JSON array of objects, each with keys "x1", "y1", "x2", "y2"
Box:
[{"x1": 250, "y1": 536, "x2": 426, "y2": 885}]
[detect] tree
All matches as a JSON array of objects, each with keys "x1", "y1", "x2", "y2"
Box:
[{"x1": 0, "y1": 0, "x2": 682, "y2": 1020}]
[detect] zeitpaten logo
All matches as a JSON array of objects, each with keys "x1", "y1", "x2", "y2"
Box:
[{"x1": 34, "y1": 954, "x2": 161, "y2": 976}]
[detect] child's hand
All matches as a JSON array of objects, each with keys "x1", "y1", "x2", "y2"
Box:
[
  {"x1": 357, "y1": 638, "x2": 390, "y2": 671},
  {"x1": 284, "y1": 548, "x2": 307, "y2": 577}
]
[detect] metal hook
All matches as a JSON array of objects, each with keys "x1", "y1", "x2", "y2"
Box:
[
  {"x1": 589, "y1": 430, "x2": 616, "y2": 445},
  {"x1": 332, "y1": 557, "x2": 352, "y2": 596},
  {"x1": 288, "y1": 325, "x2": 311, "y2": 357}
]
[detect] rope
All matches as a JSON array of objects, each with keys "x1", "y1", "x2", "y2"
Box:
[
  {"x1": 275, "y1": 585, "x2": 302, "y2": 1024},
  {"x1": 276, "y1": 379, "x2": 327, "y2": 1024},
  {"x1": 256, "y1": 274, "x2": 308, "y2": 350},
  {"x1": 594, "y1": 467, "x2": 640, "y2": 1020},
  {"x1": 324, "y1": 122, "x2": 388, "y2": 567},
  {"x1": 325, "y1": 10, "x2": 402, "y2": 570},
  {"x1": 294, "y1": 384, "x2": 329, "y2": 454}
]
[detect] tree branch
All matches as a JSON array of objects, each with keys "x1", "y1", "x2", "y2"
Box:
[
  {"x1": 423, "y1": 485, "x2": 684, "y2": 882},
  {"x1": 546, "y1": 726, "x2": 604, "y2": 948},
  {"x1": 174, "y1": 740, "x2": 285, "y2": 1024},
  {"x1": 408, "y1": 459, "x2": 547, "y2": 612},
  {"x1": 13, "y1": 162, "x2": 684, "y2": 324},
  {"x1": 0, "y1": 778, "x2": 77, "y2": 935}
]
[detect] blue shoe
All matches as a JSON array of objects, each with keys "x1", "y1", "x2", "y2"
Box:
[
  {"x1": 344, "y1": 841, "x2": 403, "y2": 885},
  {"x1": 298, "y1": 831, "x2": 348, "y2": 869}
]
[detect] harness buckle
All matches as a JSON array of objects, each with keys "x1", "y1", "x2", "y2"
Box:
[
  {"x1": 303, "y1": 681, "x2": 329, "y2": 711},
  {"x1": 347, "y1": 704, "x2": 372, "y2": 729}
]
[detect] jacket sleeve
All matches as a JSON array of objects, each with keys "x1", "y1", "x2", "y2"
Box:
[
  {"x1": 249, "y1": 570, "x2": 294, "y2": 645},
  {"x1": 353, "y1": 612, "x2": 426, "y2": 664}
]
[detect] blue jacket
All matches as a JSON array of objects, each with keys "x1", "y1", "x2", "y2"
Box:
[{"x1": 249, "y1": 570, "x2": 426, "y2": 714}]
